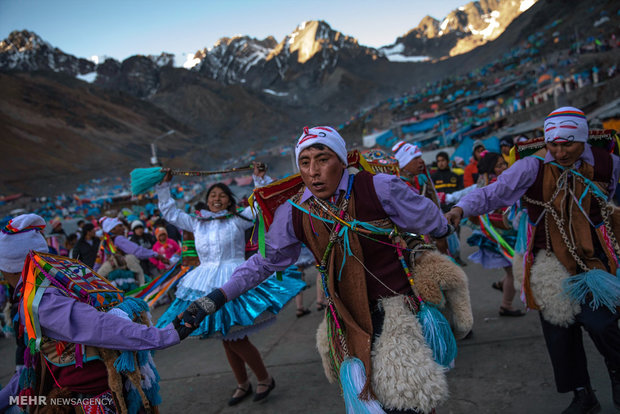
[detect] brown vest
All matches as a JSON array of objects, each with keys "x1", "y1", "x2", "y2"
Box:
[
  {"x1": 523, "y1": 146, "x2": 613, "y2": 274},
  {"x1": 291, "y1": 171, "x2": 410, "y2": 398},
  {"x1": 292, "y1": 171, "x2": 410, "y2": 304}
]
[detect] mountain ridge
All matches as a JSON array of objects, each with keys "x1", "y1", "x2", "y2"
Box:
[
  {"x1": 1, "y1": 0, "x2": 537, "y2": 81},
  {"x1": 1, "y1": 0, "x2": 617, "y2": 196},
  {"x1": 380, "y1": 0, "x2": 537, "y2": 60}
]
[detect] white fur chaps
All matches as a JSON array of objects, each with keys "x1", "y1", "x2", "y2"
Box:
[
  {"x1": 316, "y1": 316, "x2": 338, "y2": 384},
  {"x1": 316, "y1": 297, "x2": 449, "y2": 413},
  {"x1": 513, "y1": 252, "x2": 581, "y2": 327}
]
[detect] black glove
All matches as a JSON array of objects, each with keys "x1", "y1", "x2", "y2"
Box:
[
  {"x1": 180, "y1": 296, "x2": 217, "y2": 329},
  {"x1": 172, "y1": 315, "x2": 194, "y2": 340},
  {"x1": 176, "y1": 289, "x2": 226, "y2": 339}
]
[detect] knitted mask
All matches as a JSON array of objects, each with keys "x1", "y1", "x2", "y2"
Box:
[{"x1": 544, "y1": 107, "x2": 588, "y2": 143}]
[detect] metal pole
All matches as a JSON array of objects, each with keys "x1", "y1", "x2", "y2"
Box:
[
  {"x1": 150, "y1": 143, "x2": 158, "y2": 166},
  {"x1": 150, "y1": 130, "x2": 175, "y2": 166}
]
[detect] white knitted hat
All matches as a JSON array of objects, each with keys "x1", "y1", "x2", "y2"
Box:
[
  {"x1": 101, "y1": 217, "x2": 122, "y2": 234},
  {"x1": 392, "y1": 140, "x2": 422, "y2": 168},
  {"x1": 0, "y1": 214, "x2": 48, "y2": 273},
  {"x1": 295, "y1": 126, "x2": 347, "y2": 168}
]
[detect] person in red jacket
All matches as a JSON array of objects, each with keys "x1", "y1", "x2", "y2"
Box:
[{"x1": 463, "y1": 140, "x2": 486, "y2": 187}]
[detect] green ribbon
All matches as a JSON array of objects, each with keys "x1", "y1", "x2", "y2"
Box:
[{"x1": 31, "y1": 278, "x2": 51, "y2": 352}]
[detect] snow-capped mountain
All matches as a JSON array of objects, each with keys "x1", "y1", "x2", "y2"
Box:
[
  {"x1": 381, "y1": 0, "x2": 538, "y2": 60},
  {"x1": 269, "y1": 20, "x2": 379, "y2": 65},
  {"x1": 0, "y1": 30, "x2": 95, "y2": 75},
  {"x1": 265, "y1": 20, "x2": 381, "y2": 78},
  {"x1": 0, "y1": 1, "x2": 537, "y2": 96},
  {"x1": 186, "y1": 20, "x2": 381, "y2": 88},
  {"x1": 190, "y1": 35, "x2": 277, "y2": 83}
]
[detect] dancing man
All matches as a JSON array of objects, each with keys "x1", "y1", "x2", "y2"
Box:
[
  {"x1": 176, "y1": 126, "x2": 473, "y2": 413},
  {"x1": 446, "y1": 107, "x2": 620, "y2": 414}
]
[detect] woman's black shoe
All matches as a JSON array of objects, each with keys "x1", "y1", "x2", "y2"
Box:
[
  {"x1": 499, "y1": 307, "x2": 525, "y2": 317},
  {"x1": 253, "y1": 378, "x2": 275, "y2": 402},
  {"x1": 228, "y1": 383, "x2": 252, "y2": 406}
]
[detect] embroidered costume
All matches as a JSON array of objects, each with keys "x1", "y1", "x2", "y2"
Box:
[{"x1": 0, "y1": 215, "x2": 179, "y2": 414}]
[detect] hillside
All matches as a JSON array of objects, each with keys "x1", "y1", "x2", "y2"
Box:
[
  {"x1": 0, "y1": 71, "x2": 200, "y2": 194},
  {"x1": 0, "y1": 0, "x2": 618, "y2": 196}
]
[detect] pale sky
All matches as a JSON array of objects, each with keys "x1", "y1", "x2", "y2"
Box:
[{"x1": 0, "y1": 0, "x2": 466, "y2": 64}]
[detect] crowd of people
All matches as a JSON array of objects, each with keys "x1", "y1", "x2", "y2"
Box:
[{"x1": 1, "y1": 104, "x2": 619, "y2": 414}]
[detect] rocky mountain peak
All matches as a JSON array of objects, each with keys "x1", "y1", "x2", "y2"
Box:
[
  {"x1": 269, "y1": 20, "x2": 361, "y2": 63},
  {"x1": 1, "y1": 30, "x2": 49, "y2": 52},
  {"x1": 148, "y1": 52, "x2": 175, "y2": 67},
  {"x1": 0, "y1": 29, "x2": 95, "y2": 75},
  {"x1": 416, "y1": 16, "x2": 441, "y2": 39},
  {"x1": 190, "y1": 35, "x2": 277, "y2": 83}
]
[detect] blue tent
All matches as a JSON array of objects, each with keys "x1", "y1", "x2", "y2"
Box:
[
  {"x1": 375, "y1": 130, "x2": 395, "y2": 147},
  {"x1": 444, "y1": 124, "x2": 473, "y2": 145},
  {"x1": 401, "y1": 114, "x2": 449, "y2": 134},
  {"x1": 452, "y1": 136, "x2": 500, "y2": 165}
]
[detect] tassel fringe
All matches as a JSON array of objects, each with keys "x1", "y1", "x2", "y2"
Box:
[
  {"x1": 417, "y1": 302, "x2": 457, "y2": 367},
  {"x1": 130, "y1": 167, "x2": 166, "y2": 195},
  {"x1": 562, "y1": 269, "x2": 620, "y2": 312},
  {"x1": 114, "y1": 351, "x2": 136, "y2": 373},
  {"x1": 339, "y1": 357, "x2": 385, "y2": 414}
]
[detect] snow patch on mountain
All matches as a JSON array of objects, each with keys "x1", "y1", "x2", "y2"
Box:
[
  {"x1": 386, "y1": 54, "x2": 430, "y2": 63},
  {"x1": 520, "y1": 0, "x2": 536, "y2": 12},
  {"x1": 76, "y1": 72, "x2": 97, "y2": 83},
  {"x1": 89, "y1": 55, "x2": 111, "y2": 65},
  {"x1": 468, "y1": 10, "x2": 502, "y2": 40},
  {"x1": 381, "y1": 43, "x2": 429, "y2": 62},
  {"x1": 263, "y1": 89, "x2": 288, "y2": 96},
  {"x1": 439, "y1": 19, "x2": 450, "y2": 35},
  {"x1": 183, "y1": 52, "x2": 202, "y2": 69}
]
